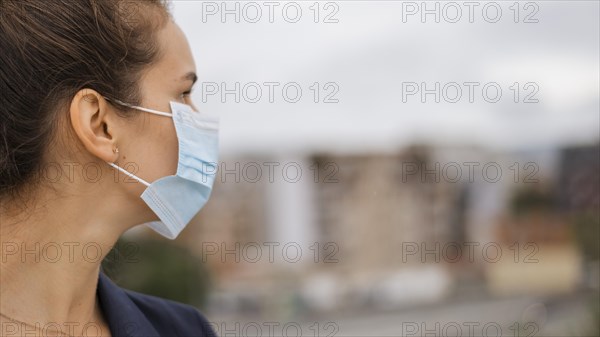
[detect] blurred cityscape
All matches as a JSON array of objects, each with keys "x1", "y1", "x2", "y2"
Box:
[{"x1": 199, "y1": 143, "x2": 598, "y2": 334}]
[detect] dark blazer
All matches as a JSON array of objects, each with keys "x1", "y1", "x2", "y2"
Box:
[{"x1": 97, "y1": 270, "x2": 217, "y2": 337}]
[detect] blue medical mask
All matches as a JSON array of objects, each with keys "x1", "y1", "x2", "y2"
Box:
[{"x1": 105, "y1": 98, "x2": 219, "y2": 239}]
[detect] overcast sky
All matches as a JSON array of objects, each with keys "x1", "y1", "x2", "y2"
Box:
[{"x1": 171, "y1": 1, "x2": 599, "y2": 156}]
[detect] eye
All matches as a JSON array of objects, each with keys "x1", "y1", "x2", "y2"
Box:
[{"x1": 179, "y1": 89, "x2": 193, "y2": 103}]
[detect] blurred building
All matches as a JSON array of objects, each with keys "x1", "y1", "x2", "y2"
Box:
[
  {"x1": 557, "y1": 144, "x2": 600, "y2": 215},
  {"x1": 179, "y1": 144, "x2": 597, "y2": 316}
]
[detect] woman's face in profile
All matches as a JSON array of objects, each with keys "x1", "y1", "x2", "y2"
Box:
[
  {"x1": 0, "y1": 2, "x2": 215, "y2": 334},
  {"x1": 114, "y1": 19, "x2": 199, "y2": 206}
]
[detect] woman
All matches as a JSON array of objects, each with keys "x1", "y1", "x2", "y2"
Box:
[{"x1": 1, "y1": 1, "x2": 218, "y2": 336}]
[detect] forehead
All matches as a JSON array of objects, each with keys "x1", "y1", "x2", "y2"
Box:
[{"x1": 154, "y1": 20, "x2": 196, "y2": 79}]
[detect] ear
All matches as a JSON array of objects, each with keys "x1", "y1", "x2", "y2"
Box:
[{"x1": 69, "y1": 89, "x2": 119, "y2": 163}]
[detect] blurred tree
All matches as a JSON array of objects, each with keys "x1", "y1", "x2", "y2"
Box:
[
  {"x1": 101, "y1": 237, "x2": 212, "y2": 309},
  {"x1": 509, "y1": 184, "x2": 555, "y2": 217},
  {"x1": 572, "y1": 212, "x2": 600, "y2": 262}
]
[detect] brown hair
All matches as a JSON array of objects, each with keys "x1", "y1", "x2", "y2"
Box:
[{"x1": 0, "y1": 0, "x2": 171, "y2": 202}]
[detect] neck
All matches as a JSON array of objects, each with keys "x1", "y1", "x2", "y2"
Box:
[{"x1": 0, "y1": 183, "x2": 132, "y2": 336}]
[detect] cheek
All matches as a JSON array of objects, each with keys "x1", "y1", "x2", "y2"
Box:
[
  {"x1": 130, "y1": 116, "x2": 179, "y2": 182},
  {"x1": 155, "y1": 119, "x2": 179, "y2": 174}
]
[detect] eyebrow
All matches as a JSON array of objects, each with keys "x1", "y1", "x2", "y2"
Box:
[{"x1": 182, "y1": 72, "x2": 198, "y2": 85}]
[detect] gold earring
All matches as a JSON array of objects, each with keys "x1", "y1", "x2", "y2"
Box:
[{"x1": 113, "y1": 147, "x2": 119, "y2": 154}]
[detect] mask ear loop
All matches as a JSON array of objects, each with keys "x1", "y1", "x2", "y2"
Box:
[
  {"x1": 108, "y1": 162, "x2": 151, "y2": 187},
  {"x1": 104, "y1": 97, "x2": 173, "y2": 117}
]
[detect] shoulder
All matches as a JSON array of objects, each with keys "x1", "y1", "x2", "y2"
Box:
[{"x1": 123, "y1": 288, "x2": 217, "y2": 337}]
